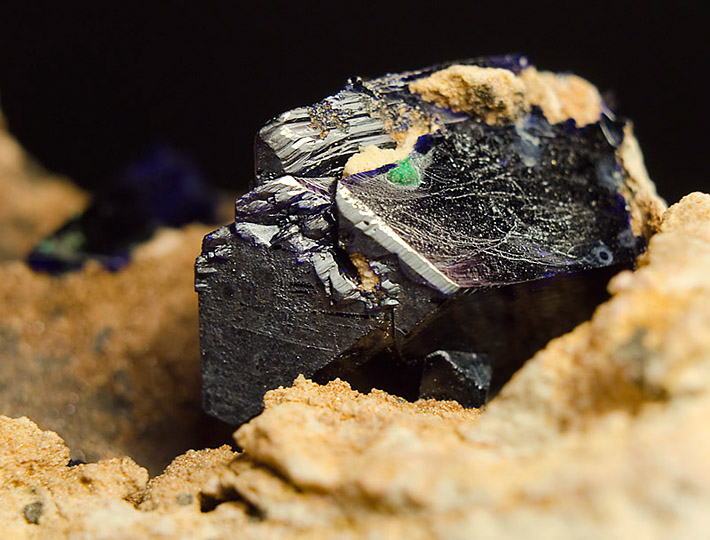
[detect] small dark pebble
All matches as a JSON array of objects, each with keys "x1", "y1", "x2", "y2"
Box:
[
  {"x1": 93, "y1": 326, "x2": 114, "y2": 354},
  {"x1": 23, "y1": 501, "x2": 44, "y2": 524},
  {"x1": 176, "y1": 493, "x2": 194, "y2": 505},
  {"x1": 68, "y1": 459, "x2": 87, "y2": 467}
]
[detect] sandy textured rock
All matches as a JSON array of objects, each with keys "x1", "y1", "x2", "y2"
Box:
[
  {"x1": 0, "y1": 415, "x2": 148, "y2": 538},
  {"x1": 618, "y1": 124, "x2": 667, "y2": 239},
  {"x1": 343, "y1": 129, "x2": 423, "y2": 176},
  {"x1": 0, "y1": 226, "x2": 234, "y2": 474},
  {"x1": 408, "y1": 64, "x2": 603, "y2": 126},
  {"x1": 138, "y1": 446, "x2": 236, "y2": 511},
  {"x1": 409, "y1": 65, "x2": 528, "y2": 124},
  {"x1": 519, "y1": 66, "x2": 603, "y2": 125}
]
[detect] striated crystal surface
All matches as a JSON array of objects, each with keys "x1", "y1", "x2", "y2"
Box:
[{"x1": 197, "y1": 55, "x2": 648, "y2": 425}]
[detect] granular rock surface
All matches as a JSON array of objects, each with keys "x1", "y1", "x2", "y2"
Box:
[
  {"x1": 2, "y1": 189, "x2": 710, "y2": 538},
  {"x1": 0, "y1": 227, "x2": 234, "y2": 474},
  {"x1": 0, "y1": 119, "x2": 233, "y2": 475}
]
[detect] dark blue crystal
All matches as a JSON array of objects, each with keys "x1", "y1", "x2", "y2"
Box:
[
  {"x1": 29, "y1": 144, "x2": 217, "y2": 274},
  {"x1": 197, "y1": 56, "x2": 649, "y2": 425}
]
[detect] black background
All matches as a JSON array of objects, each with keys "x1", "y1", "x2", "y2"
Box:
[{"x1": 1, "y1": 2, "x2": 707, "y2": 204}]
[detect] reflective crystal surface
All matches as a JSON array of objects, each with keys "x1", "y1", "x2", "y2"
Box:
[{"x1": 197, "y1": 56, "x2": 647, "y2": 425}]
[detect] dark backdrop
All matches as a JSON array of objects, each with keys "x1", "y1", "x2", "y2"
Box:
[{"x1": 1, "y1": 3, "x2": 707, "y2": 204}]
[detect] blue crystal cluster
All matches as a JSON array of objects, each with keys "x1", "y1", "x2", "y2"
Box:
[{"x1": 29, "y1": 144, "x2": 217, "y2": 273}]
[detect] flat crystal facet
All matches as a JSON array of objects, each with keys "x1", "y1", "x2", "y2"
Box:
[
  {"x1": 339, "y1": 117, "x2": 637, "y2": 289},
  {"x1": 419, "y1": 351, "x2": 492, "y2": 408},
  {"x1": 197, "y1": 56, "x2": 648, "y2": 425}
]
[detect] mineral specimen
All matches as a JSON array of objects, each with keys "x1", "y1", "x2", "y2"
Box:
[
  {"x1": 29, "y1": 144, "x2": 216, "y2": 273},
  {"x1": 196, "y1": 55, "x2": 657, "y2": 425}
]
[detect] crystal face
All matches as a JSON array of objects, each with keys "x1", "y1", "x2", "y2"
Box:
[{"x1": 197, "y1": 55, "x2": 647, "y2": 425}]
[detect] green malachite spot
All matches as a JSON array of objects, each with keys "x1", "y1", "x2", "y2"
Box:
[
  {"x1": 37, "y1": 230, "x2": 86, "y2": 256},
  {"x1": 386, "y1": 157, "x2": 419, "y2": 186}
]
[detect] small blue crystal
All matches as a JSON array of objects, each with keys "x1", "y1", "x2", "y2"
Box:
[{"x1": 29, "y1": 144, "x2": 217, "y2": 273}]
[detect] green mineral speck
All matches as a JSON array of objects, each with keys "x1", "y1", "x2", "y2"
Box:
[
  {"x1": 387, "y1": 157, "x2": 419, "y2": 186},
  {"x1": 23, "y1": 501, "x2": 44, "y2": 525}
]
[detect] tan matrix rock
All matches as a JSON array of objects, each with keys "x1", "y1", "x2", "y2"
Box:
[
  {"x1": 409, "y1": 64, "x2": 603, "y2": 126},
  {"x1": 408, "y1": 65, "x2": 529, "y2": 124},
  {"x1": 0, "y1": 415, "x2": 148, "y2": 538},
  {"x1": 0, "y1": 226, "x2": 233, "y2": 474}
]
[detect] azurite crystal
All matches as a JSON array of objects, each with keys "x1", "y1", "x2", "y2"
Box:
[
  {"x1": 29, "y1": 144, "x2": 216, "y2": 274},
  {"x1": 197, "y1": 55, "x2": 654, "y2": 425}
]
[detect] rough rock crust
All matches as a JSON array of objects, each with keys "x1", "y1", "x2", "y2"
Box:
[
  {"x1": 519, "y1": 67, "x2": 603, "y2": 125},
  {"x1": 343, "y1": 129, "x2": 423, "y2": 177},
  {"x1": 2, "y1": 192, "x2": 709, "y2": 539},
  {"x1": 619, "y1": 124, "x2": 667, "y2": 238},
  {"x1": 408, "y1": 64, "x2": 603, "y2": 126},
  {"x1": 408, "y1": 65, "x2": 529, "y2": 124},
  {"x1": 0, "y1": 226, "x2": 235, "y2": 475},
  {"x1": 0, "y1": 415, "x2": 148, "y2": 537}
]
